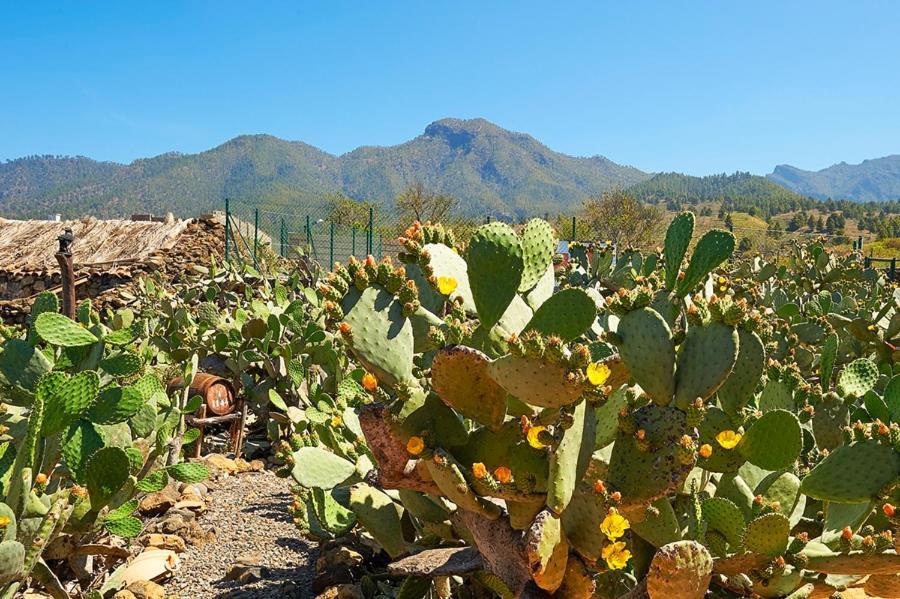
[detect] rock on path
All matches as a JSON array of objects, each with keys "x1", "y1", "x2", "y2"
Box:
[{"x1": 165, "y1": 469, "x2": 318, "y2": 598}]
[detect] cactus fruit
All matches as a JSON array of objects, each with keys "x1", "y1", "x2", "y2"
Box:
[{"x1": 646, "y1": 540, "x2": 712, "y2": 599}]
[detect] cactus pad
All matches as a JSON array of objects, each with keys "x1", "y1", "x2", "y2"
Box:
[
  {"x1": 675, "y1": 229, "x2": 734, "y2": 297},
  {"x1": 291, "y1": 447, "x2": 356, "y2": 489},
  {"x1": 487, "y1": 355, "x2": 583, "y2": 409},
  {"x1": 85, "y1": 446, "x2": 131, "y2": 508},
  {"x1": 425, "y1": 450, "x2": 501, "y2": 519},
  {"x1": 701, "y1": 497, "x2": 744, "y2": 549},
  {"x1": 547, "y1": 400, "x2": 591, "y2": 514},
  {"x1": 674, "y1": 322, "x2": 739, "y2": 409},
  {"x1": 738, "y1": 409, "x2": 801, "y2": 470},
  {"x1": 717, "y1": 329, "x2": 764, "y2": 417},
  {"x1": 0, "y1": 539, "x2": 24, "y2": 585},
  {"x1": 664, "y1": 212, "x2": 695, "y2": 290},
  {"x1": 744, "y1": 513, "x2": 790, "y2": 556},
  {"x1": 608, "y1": 405, "x2": 693, "y2": 506},
  {"x1": 349, "y1": 482, "x2": 407, "y2": 558},
  {"x1": 88, "y1": 385, "x2": 144, "y2": 425},
  {"x1": 466, "y1": 222, "x2": 524, "y2": 329},
  {"x1": 525, "y1": 508, "x2": 568, "y2": 592},
  {"x1": 646, "y1": 540, "x2": 713, "y2": 599},
  {"x1": 0, "y1": 339, "x2": 53, "y2": 392},
  {"x1": 616, "y1": 307, "x2": 676, "y2": 405},
  {"x1": 431, "y1": 346, "x2": 508, "y2": 430},
  {"x1": 34, "y1": 312, "x2": 99, "y2": 347},
  {"x1": 837, "y1": 358, "x2": 878, "y2": 398},
  {"x1": 519, "y1": 219, "x2": 556, "y2": 292},
  {"x1": 758, "y1": 380, "x2": 794, "y2": 412},
  {"x1": 341, "y1": 286, "x2": 414, "y2": 386},
  {"x1": 811, "y1": 393, "x2": 848, "y2": 451},
  {"x1": 799, "y1": 440, "x2": 900, "y2": 502},
  {"x1": 62, "y1": 419, "x2": 105, "y2": 483},
  {"x1": 819, "y1": 332, "x2": 838, "y2": 392},
  {"x1": 524, "y1": 288, "x2": 597, "y2": 341},
  {"x1": 422, "y1": 242, "x2": 476, "y2": 312}
]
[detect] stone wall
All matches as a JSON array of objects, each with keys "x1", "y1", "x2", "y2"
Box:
[{"x1": 0, "y1": 216, "x2": 225, "y2": 323}]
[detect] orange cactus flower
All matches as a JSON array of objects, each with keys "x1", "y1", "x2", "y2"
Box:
[
  {"x1": 361, "y1": 372, "x2": 378, "y2": 392},
  {"x1": 593, "y1": 479, "x2": 606, "y2": 494},
  {"x1": 34, "y1": 473, "x2": 48, "y2": 485},
  {"x1": 841, "y1": 526, "x2": 853, "y2": 540},
  {"x1": 883, "y1": 503, "x2": 896, "y2": 518},
  {"x1": 406, "y1": 436, "x2": 425, "y2": 456},
  {"x1": 699, "y1": 444, "x2": 713, "y2": 459},
  {"x1": 472, "y1": 462, "x2": 488, "y2": 479},
  {"x1": 494, "y1": 466, "x2": 512, "y2": 484}
]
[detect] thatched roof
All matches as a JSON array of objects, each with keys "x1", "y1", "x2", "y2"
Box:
[{"x1": 0, "y1": 217, "x2": 192, "y2": 270}]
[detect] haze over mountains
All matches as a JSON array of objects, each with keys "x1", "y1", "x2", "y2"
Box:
[{"x1": 1, "y1": 118, "x2": 898, "y2": 220}]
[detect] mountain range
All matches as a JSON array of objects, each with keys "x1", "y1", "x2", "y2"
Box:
[
  {"x1": 767, "y1": 155, "x2": 900, "y2": 202},
  {"x1": 1, "y1": 118, "x2": 898, "y2": 220}
]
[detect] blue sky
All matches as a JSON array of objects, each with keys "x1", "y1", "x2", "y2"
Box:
[{"x1": 1, "y1": 1, "x2": 898, "y2": 175}]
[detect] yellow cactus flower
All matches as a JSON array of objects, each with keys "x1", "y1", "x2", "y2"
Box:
[
  {"x1": 599, "y1": 508, "x2": 630, "y2": 541},
  {"x1": 436, "y1": 276, "x2": 458, "y2": 295},
  {"x1": 406, "y1": 436, "x2": 425, "y2": 456},
  {"x1": 699, "y1": 444, "x2": 713, "y2": 458},
  {"x1": 361, "y1": 372, "x2": 378, "y2": 392},
  {"x1": 716, "y1": 430, "x2": 742, "y2": 449},
  {"x1": 602, "y1": 541, "x2": 632, "y2": 570},
  {"x1": 718, "y1": 276, "x2": 726, "y2": 284},
  {"x1": 494, "y1": 466, "x2": 512, "y2": 484},
  {"x1": 330, "y1": 415, "x2": 343, "y2": 428},
  {"x1": 586, "y1": 362, "x2": 611, "y2": 386},
  {"x1": 0, "y1": 516, "x2": 9, "y2": 528},
  {"x1": 472, "y1": 462, "x2": 488, "y2": 479},
  {"x1": 526, "y1": 425, "x2": 549, "y2": 449}
]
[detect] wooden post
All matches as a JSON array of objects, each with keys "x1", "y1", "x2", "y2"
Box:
[{"x1": 55, "y1": 228, "x2": 76, "y2": 319}]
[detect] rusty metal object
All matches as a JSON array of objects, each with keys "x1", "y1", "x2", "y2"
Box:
[
  {"x1": 56, "y1": 227, "x2": 76, "y2": 319},
  {"x1": 189, "y1": 373, "x2": 237, "y2": 415}
]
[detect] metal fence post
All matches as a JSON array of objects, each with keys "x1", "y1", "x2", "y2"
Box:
[
  {"x1": 280, "y1": 217, "x2": 285, "y2": 258},
  {"x1": 892, "y1": 258, "x2": 896, "y2": 280},
  {"x1": 858, "y1": 236, "x2": 863, "y2": 251},
  {"x1": 253, "y1": 208, "x2": 259, "y2": 268},
  {"x1": 571, "y1": 216, "x2": 576, "y2": 241},
  {"x1": 378, "y1": 233, "x2": 383, "y2": 259},
  {"x1": 305, "y1": 215, "x2": 312, "y2": 257},
  {"x1": 330, "y1": 222, "x2": 335, "y2": 267},
  {"x1": 368, "y1": 207, "x2": 374, "y2": 255},
  {"x1": 352, "y1": 226, "x2": 356, "y2": 258},
  {"x1": 224, "y1": 198, "x2": 230, "y2": 262}
]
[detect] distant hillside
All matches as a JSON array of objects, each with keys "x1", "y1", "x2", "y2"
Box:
[
  {"x1": 768, "y1": 155, "x2": 900, "y2": 202},
  {"x1": 0, "y1": 118, "x2": 649, "y2": 220},
  {"x1": 628, "y1": 172, "x2": 809, "y2": 208}
]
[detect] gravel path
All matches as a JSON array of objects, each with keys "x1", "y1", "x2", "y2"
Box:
[{"x1": 165, "y1": 470, "x2": 318, "y2": 598}]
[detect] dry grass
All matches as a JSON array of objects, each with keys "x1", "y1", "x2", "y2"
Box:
[{"x1": 0, "y1": 217, "x2": 191, "y2": 270}]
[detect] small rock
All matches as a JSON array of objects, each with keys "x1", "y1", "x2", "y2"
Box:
[
  {"x1": 225, "y1": 553, "x2": 265, "y2": 584},
  {"x1": 173, "y1": 499, "x2": 206, "y2": 513},
  {"x1": 138, "y1": 489, "x2": 179, "y2": 516},
  {"x1": 316, "y1": 584, "x2": 364, "y2": 599},
  {"x1": 204, "y1": 453, "x2": 239, "y2": 474},
  {"x1": 315, "y1": 546, "x2": 364, "y2": 572},
  {"x1": 140, "y1": 533, "x2": 186, "y2": 553},
  {"x1": 123, "y1": 580, "x2": 165, "y2": 599},
  {"x1": 112, "y1": 591, "x2": 137, "y2": 599}
]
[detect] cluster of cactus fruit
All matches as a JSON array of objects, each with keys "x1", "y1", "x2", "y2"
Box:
[
  {"x1": 287, "y1": 212, "x2": 900, "y2": 598},
  {"x1": 0, "y1": 289, "x2": 213, "y2": 597}
]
